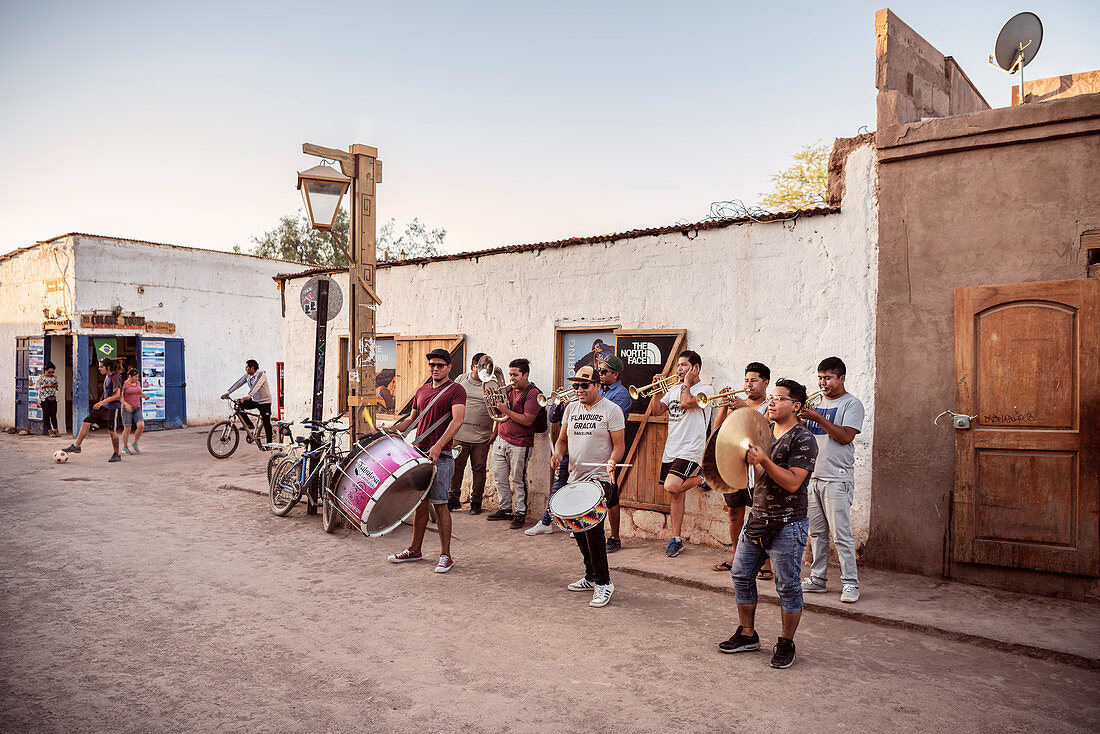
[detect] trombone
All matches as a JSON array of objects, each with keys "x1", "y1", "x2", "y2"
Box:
[
  {"x1": 537, "y1": 386, "x2": 576, "y2": 408},
  {"x1": 628, "y1": 374, "x2": 682, "y2": 400},
  {"x1": 696, "y1": 388, "x2": 749, "y2": 408}
]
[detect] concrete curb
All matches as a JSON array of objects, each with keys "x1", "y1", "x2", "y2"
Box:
[{"x1": 611, "y1": 566, "x2": 1100, "y2": 671}]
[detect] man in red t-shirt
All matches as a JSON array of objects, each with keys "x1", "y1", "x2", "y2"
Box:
[
  {"x1": 486, "y1": 357, "x2": 541, "y2": 529},
  {"x1": 387, "y1": 349, "x2": 467, "y2": 573}
]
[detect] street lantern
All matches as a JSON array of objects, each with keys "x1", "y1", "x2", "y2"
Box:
[{"x1": 297, "y1": 163, "x2": 351, "y2": 230}]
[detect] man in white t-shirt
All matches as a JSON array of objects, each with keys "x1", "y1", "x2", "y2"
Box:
[
  {"x1": 550, "y1": 365, "x2": 625, "y2": 608},
  {"x1": 798, "y1": 356, "x2": 865, "y2": 604},
  {"x1": 648, "y1": 350, "x2": 710, "y2": 558}
]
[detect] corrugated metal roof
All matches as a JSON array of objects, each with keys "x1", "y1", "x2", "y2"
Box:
[{"x1": 272, "y1": 206, "x2": 840, "y2": 282}]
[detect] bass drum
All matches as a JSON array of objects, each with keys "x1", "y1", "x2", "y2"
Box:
[{"x1": 331, "y1": 431, "x2": 435, "y2": 537}]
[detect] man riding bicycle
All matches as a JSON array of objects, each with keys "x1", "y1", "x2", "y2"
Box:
[{"x1": 221, "y1": 359, "x2": 273, "y2": 445}]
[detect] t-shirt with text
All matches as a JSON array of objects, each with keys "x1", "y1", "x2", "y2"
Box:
[
  {"x1": 751, "y1": 423, "x2": 817, "y2": 523},
  {"x1": 564, "y1": 397, "x2": 625, "y2": 484},
  {"x1": 804, "y1": 392, "x2": 864, "y2": 481},
  {"x1": 412, "y1": 380, "x2": 467, "y2": 454},
  {"x1": 660, "y1": 382, "x2": 711, "y2": 464}
]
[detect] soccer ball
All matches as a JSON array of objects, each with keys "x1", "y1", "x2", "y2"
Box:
[{"x1": 53, "y1": 450, "x2": 68, "y2": 463}]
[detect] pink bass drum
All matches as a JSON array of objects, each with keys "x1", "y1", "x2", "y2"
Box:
[{"x1": 332, "y1": 431, "x2": 435, "y2": 537}]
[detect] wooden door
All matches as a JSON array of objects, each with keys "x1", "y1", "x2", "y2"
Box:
[
  {"x1": 392, "y1": 335, "x2": 465, "y2": 415},
  {"x1": 954, "y1": 279, "x2": 1099, "y2": 576}
]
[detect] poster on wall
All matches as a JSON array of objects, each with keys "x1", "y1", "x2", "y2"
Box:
[
  {"x1": 615, "y1": 332, "x2": 684, "y2": 415},
  {"x1": 28, "y1": 339, "x2": 45, "y2": 421},
  {"x1": 375, "y1": 338, "x2": 397, "y2": 412},
  {"x1": 557, "y1": 330, "x2": 616, "y2": 389},
  {"x1": 140, "y1": 339, "x2": 167, "y2": 421}
]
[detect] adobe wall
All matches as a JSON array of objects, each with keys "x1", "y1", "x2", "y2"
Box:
[{"x1": 868, "y1": 92, "x2": 1100, "y2": 598}]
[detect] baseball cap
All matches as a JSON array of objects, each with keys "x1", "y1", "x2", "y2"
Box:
[
  {"x1": 567, "y1": 365, "x2": 598, "y2": 383},
  {"x1": 425, "y1": 348, "x2": 452, "y2": 364},
  {"x1": 599, "y1": 355, "x2": 625, "y2": 373}
]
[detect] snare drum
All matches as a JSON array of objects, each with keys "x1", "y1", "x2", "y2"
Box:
[
  {"x1": 548, "y1": 480, "x2": 608, "y2": 533},
  {"x1": 332, "y1": 431, "x2": 435, "y2": 537}
]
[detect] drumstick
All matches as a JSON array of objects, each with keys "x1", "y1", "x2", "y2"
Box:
[{"x1": 577, "y1": 462, "x2": 633, "y2": 467}]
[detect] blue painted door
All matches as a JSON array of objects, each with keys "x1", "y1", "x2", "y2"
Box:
[
  {"x1": 164, "y1": 338, "x2": 186, "y2": 428},
  {"x1": 15, "y1": 338, "x2": 29, "y2": 430}
]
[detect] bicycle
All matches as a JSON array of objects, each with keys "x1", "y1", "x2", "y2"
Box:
[
  {"x1": 268, "y1": 415, "x2": 350, "y2": 533},
  {"x1": 265, "y1": 420, "x2": 301, "y2": 484},
  {"x1": 207, "y1": 397, "x2": 273, "y2": 459}
]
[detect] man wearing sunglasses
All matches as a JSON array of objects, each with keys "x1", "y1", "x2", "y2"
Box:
[
  {"x1": 596, "y1": 355, "x2": 632, "y2": 551},
  {"x1": 387, "y1": 349, "x2": 467, "y2": 574},
  {"x1": 551, "y1": 365, "x2": 625, "y2": 608},
  {"x1": 720, "y1": 379, "x2": 816, "y2": 669}
]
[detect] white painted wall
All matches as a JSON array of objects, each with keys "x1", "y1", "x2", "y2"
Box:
[{"x1": 282, "y1": 144, "x2": 879, "y2": 548}]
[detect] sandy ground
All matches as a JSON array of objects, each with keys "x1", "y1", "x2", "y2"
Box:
[{"x1": 1, "y1": 429, "x2": 1098, "y2": 733}]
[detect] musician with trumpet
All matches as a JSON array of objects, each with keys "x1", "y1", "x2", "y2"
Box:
[
  {"x1": 646, "y1": 350, "x2": 711, "y2": 558},
  {"x1": 798, "y1": 357, "x2": 865, "y2": 604},
  {"x1": 487, "y1": 358, "x2": 542, "y2": 529}
]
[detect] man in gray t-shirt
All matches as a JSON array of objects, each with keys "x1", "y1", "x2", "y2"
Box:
[
  {"x1": 448, "y1": 353, "x2": 499, "y2": 514},
  {"x1": 798, "y1": 357, "x2": 865, "y2": 603}
]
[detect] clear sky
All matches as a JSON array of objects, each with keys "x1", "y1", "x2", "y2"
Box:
[{"x1": 1, "y1": 1, "x2": 1097, "y2": 258}]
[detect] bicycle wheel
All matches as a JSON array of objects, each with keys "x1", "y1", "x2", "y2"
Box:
[
  {"x1": 321, "y1": 486, "x2": 339, "y2": 533},
  {"x1": 269, "y1": 459, "x2": 301, "y2": 517},
  {"x1": 207, "y1": 421, "x2": 239, "y2": 459},
  {"x1": 266, "y1": 449, "x2": 286, "y2": 484}
]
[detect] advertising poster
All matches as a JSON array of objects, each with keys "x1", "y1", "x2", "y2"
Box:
[
  {"x1": 28, "y1": 339, "x2": 45, "y2": 421},
  {"x1": 140, "y1": 339, "x2": 166, "y2": 421},
  {"x1": 557, "y1": 330, "x2": 615, "y2": 389},
  {"x1": 615, "y1": 333, "x2": 683, "y2": 415},
  {"x1": 374, "y1": 338, "x2": 397, "y2": 412}
]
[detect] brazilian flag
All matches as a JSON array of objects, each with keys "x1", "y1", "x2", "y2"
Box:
[{"x1": 94, "y1": 337, "x2": 117, "y2": 361}]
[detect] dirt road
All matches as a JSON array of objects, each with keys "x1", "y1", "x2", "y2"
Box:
[{"x1": 1, "y1": 430, "x2": 1097, "y2": 733}]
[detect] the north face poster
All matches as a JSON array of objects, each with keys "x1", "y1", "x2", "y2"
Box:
[{"x1": 615, "y1": 332, "x2": 683, "y2": 415}]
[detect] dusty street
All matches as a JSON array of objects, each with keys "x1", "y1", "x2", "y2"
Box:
[{"x1": 1, "y1": 429, "x2": 1098, "y2": 733}]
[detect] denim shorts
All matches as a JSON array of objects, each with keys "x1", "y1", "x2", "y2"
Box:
[
  {"x1": 731, "y1": 517, "x2": 810, "y2": 614},
  {"x1": 427, "y1": 452, "x2": 454, "y2": 505},
  {"x1": 121, "y1": 405, "x2": 144, "y2": 427}
]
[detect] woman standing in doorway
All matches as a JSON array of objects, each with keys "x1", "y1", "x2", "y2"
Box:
[
  {"x1": 38, "y1": 362, "x2": 59, "y2": 437},
  {"x1": 120, "y1": 367, "x2": 148, "y2": 455}
]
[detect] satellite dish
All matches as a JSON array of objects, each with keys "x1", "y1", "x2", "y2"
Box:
[
  {"x1": 993, "y1": 12, "x2": 1043, "y2": 71},
  {"x1": 988, "y1": 12, "x2": 1043, "y2": 103}
]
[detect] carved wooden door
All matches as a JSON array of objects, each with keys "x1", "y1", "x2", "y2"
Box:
[{"x1": 953, "y1": 279, "x2": 1099, "y2": 575}]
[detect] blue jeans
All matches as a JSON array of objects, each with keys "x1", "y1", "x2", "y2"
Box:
[
  {"x1": 426, "y1": 452, "x2": 455, "y2": 505},
  {"x1": 541, "y1": 455, "x2": 570, "y2": 525},
  {"x1": 732, "y1": 517, "x2": 809, "y2": 614}
]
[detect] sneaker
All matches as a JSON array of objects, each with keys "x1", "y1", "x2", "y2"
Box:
[
  {"x1": 801, "y1": 578, "x2": 828, "y2": 594},
  {"x1": 130, "y1": 443, "x2": 140, "y2": 454},
  {"x1": 434, "y1": 554, "x2": 454, "y2": 573},
  {"x1": 717, "y1": 625, "x2": 760, "y2": 654},
  {"x1": 840, "y1": 584, "x2": 860, "y2": 603},
  {"x1": 486, "y1": 509, "x2": 513, "y2": 521},
  {"x1": 525, "y1": 521, "x2": 554, "y2": 536},
  {"x1": 665, "y1": 537, "x2": 684, "y2": 558},
  {"x1": 108, "y1": 453, "x2": 122, "y2": 462},
  {"x1": 770, "y1": 637, "x2": 796, "y2": 668},
  {"x1": 589, "y1": 582, "x2": 615, "y2": 607},
  {"x1": 605, "y1": 536, "x2": 622, "y2": 552},
  {"x1": 63, "y1": 444, "x2": 81, "y2": 453},
  {"x1": 388, "y1": 548, "x2": 424, "y2": 563},
  {"x1": 121, "y1": 447, "x2": 131, "y2": 456},
  {"x1": 509, "y1": 513, "x2": 527, "y2": 529},
  {"x1": 567, "y1": 577, "x2": 595, "y2": 592},
  {"x1": 469, "y1": 505, "x2": 481, "y2": 516}
]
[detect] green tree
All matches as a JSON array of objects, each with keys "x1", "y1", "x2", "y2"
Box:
[
  {"x1": 377, "y1": 217, "x2": 446, "y2": 262},
  {"x1": 759, "y1": 141, "x2": 829, "y2": 212}
]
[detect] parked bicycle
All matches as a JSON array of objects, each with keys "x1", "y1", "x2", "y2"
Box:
[
  {"x1": 268, "y1": 414, "x2": 350, "y2": 533},
  {"x1": 207, "y1": 397, "x2": 283, "y2": 459},
  {"x1": 266, "y1": 420, "x2": 301, "y2": 483}
]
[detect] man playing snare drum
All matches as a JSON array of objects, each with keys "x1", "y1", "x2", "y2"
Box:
[{"x1": 550, "y1": 365, "x2": 625, "y2": 608}]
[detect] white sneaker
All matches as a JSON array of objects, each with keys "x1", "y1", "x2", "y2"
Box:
[
  {"x1": 524, "y1": 521, "x2": 554, "y2": 536},
  {"x1": 840, "y1": 584, "x2": 860, "y2": 603},
  {"x1": 567, "y1": 577, "x2": 594, "y2": 592},
  {"x1": 590, "y1": 582, "x2": 615, "y2": 608},
  {"x1": 801, "y1": 578, "x2": 828, "y2": 593}
]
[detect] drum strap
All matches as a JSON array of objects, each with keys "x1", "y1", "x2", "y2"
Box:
[{"x1": 402, "y1": 382, "x2": 458, "y2": 447}]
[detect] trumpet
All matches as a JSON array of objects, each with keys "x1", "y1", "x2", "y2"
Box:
[
  {"x1": 803, "y1": 391, "x2": 825, "y2": 410},
  {"x1": 537, "y1": 386, "x2": 577, "y2": 408},
  {"x1": 696, "y1": 388, "x2": 749, "y2": 408},
  {"x1": 628, "y1": 374, "x2": 682, "y2": 400}
]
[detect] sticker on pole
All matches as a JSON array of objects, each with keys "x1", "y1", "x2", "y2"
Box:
[{"x1": 300, "y1": 276, "x2": 344, "y2": 321}]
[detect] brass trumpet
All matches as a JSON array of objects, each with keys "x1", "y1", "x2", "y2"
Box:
[
  {"x1": 628, "y1": 374, "x2": 682, "y2": 400},
  {"x1": 803, "y1": 391, "x2": 825, "y2": 410},
  {"x1": 537, "y1": 386, "x2": 576, "y2": 408},
  {"x1": 696, "y1": 388, "x2": 749, "y2": 408}
]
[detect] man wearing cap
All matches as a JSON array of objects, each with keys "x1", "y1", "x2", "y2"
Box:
[
  {"x1": 551, "y1": 365, "x2": 625, "y2": 608},
  {"x1": 387, "y1": 349, "x2": 467, "y2": 574},
  {"x1": 597, "y1": 354, "x2": 632, "y2": 552}
]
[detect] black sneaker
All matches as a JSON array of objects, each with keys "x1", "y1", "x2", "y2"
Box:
[
  {"x1": 770, "y1": 637, "x2": 796, "y2": 668},
  {"x1": 469, "y1": 505, "x2": 482, "y2": 516},
  {"x1": 509, "y1": 513, "x2": 527, "y2": 529},
  {"x1": 63, "y1": 444, "x2": 81, "y2": 453},
  {"x1": 108, "y1": 453, "x2": 122, "y2": 463},
  {"x1": 718, "y1": 626, "x2": 760, "y2": 654},
  {"x1": 605, "y1": 536, "x2": 622, "y2": 552},
  {"x1": 486, "y1": 509, "x2": 513, "y2": 521}
]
